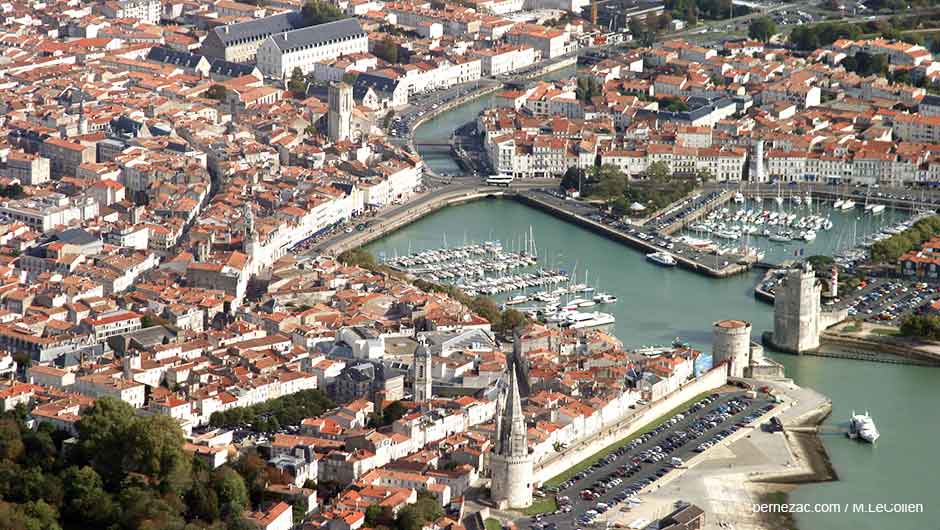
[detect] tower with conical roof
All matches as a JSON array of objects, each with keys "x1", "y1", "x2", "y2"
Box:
[{"x1": 490, "y1": 355, "x2": 533, "y2": 509}]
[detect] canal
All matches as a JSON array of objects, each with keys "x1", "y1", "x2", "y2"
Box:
[{"x1": 382, "y1": 70, "x2": 937, "y2": 529}]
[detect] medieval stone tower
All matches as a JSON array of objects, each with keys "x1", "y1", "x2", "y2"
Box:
[
  {"x1": 327, "y1": 81, "x2": 352, "y2": 143},
  {"x1": 490, "y1": 357, "x2": 533, "y2": 509},
  {"x1": 712, "y1": 319, "x2": 752, "y2": 378},
  {"x1": 773, "y1": 263, "x2": 822, "y2": 353},
  {"x1": 413, "y1": 336, "x2": 432, "y2": 405}
]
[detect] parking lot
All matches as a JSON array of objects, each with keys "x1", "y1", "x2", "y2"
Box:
[
  {"x1": 760, "y1": 273, "x2": 940, "y2": 326},
  {"x1": 533, "y1": 391, "x2": 775, "y2": 530}
]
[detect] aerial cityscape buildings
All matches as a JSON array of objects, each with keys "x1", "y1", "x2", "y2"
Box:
[{"x1": 0, "y1": 0, "x2": 936, "y2": 528}]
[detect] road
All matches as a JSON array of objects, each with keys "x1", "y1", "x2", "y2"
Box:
[
  {"x1": 533, "y1": 391, "x2": 774, "y2": 530},
  {"x1": 305, "y1": 180, "x2": 557, "y2": 255}
]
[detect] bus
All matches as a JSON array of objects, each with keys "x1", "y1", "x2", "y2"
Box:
[{"x1": 486, "y1": 174, "x2": 514, "y2": 187}]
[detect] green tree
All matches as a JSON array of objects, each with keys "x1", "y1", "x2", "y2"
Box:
[
  {"x1": 0, "y1": 417, "x2": 24, "y2": 461},
  {"x1": 75, "y1": 397, "x2": 138, "y2": 486},
  {"x1": 288, "y1": 67, "x2": 308, "y2": 96},
  {"x1": 301, "y1": 0, "x2": 345, "y2": 26},
  {"x1": 496, "y1": 309, "x2": 528, "y2": 333},
  {"x1": 126, "y1": 414, "x2": 191, "y2": 493},
  {"x1": 748, "y1": 16, "x2": 777, "y2": 42},
  {"x1": 206, "y1": 84, "x2": 227, "y2": 100},
  {"x1": 60, "y1": 466, "x2": 116, "y2": 527},
  {"x1": 374, "y1": 37, "x2": 401, "y2": 64},
  {"x1": 213, "y1": 467, "x2": 249, "y2": 513}
]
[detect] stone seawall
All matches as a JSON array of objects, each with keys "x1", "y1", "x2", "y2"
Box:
[
  {"x1": 515, "y1": 194, "x2": 748, "y2": 278},
  {"x1": 533, "y1": 366, "x2": 728, "y2": 485},
  {"x1": 325, "y1": 189, "x2": 511, "y2": 255}
]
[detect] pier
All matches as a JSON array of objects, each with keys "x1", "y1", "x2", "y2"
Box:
[
  {"x1": 803, "y1": 349, "x2": 940, "y2": 367},
  {"x1": 516, "y1": 192, "x2": 752, "y2": 278}
]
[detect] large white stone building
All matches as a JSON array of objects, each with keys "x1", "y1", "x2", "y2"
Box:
[{"x1": 256, "y1": 19, "x2": 368, "y2": 79}]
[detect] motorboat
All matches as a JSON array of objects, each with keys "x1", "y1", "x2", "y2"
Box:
[
  {"x1": 564, "y1": 311, "x2": 616, "y2": 329},
  {"x1": 769, "y1": 233, "x2": 791, "y2": 242},
  {"x1": 848, "y1": 411, "x2": 879, "y2": 443},
  {"x1": 870, "y1": 204, "x2": 885, "y2": 214},
  {"x1": 646, "y1": 251, "x2": 677, "y2": 267},
  {"x1": 594, "y1": 292, "x2": 618, "y2": 304},
  {"x1": 801, "y1": 230, "x2": 817, "y2": 241},
  {"x1": 834, "y1": 199, "x2": 844, "y2": 209},
  {"x1": 505, "y1": 295, "x2": 528, "y2": 305},
  {"x1": 840, "y1": 199, "x2": 856, "y2": 210},
  {"x1": 733, "y1": 192, "x2": 745, "y2": 203}
]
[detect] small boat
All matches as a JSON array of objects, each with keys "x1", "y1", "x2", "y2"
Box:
[
  {"x1": 870, "y1": 204, "x2": 885, "y2": 214},
  {"x1": 840, "y1": 199, "x2": 856, "y2": 210},
  {"x1": 646, "y1": 251, "x2": 677, "y2": 267},
  {"x1": 834, "y1": 199, "x2": 844, "y2": 209},
  {"x1": 801, "y1": 230, "x2": 816, "y2": 241},
  {"x1": 564, "y1": 311, "x2": 616, "y2": 329},
  {"x1": 578, "y1": 300, "x2": 597, "y2": 308},
  {"x1": 505, "y1": 295, "x2": 528, "y2": 306},
  {"x1": 733, "y1": 192, "x2": 745, "y2": 203},
  {"x1": 769, "y1": 233, "x2": 791, "y2": 242},
  {"x1": 594, "y1": 292, "x2": 617, "y2": 304},
  {"x1": 848, "y1": 411, "x2": 879, "y2": 443}
]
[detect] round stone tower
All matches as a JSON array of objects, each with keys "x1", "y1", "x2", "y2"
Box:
[{"x1": 713, "y1": 319, "x2": 752, "y2": 378}]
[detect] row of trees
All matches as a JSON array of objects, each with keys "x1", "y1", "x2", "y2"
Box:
[
  {"x1": 570, "y1": 163, "x2": 704, "y2": 216},
  {"x1": 300, "y1": 0, "x2": 344, "y2": 27},
  {"x1": 870, "y1": 215, "x2": 940, "y2": 263},
  {"x1": 899, "y1": 314, "x2": 940, "y2": 340},
  {"x1": 664, "y1": 0, "x2": 749, "y2": 24},
  {"x1": 788, "y1": 19, "x2": 925, "y2": 52},
  {"x1": 209, "y1": 389, "x2": 335, "y2": 431},
  {"x1": 0, "y1": 398, "x2": 264, "y2": 530}
]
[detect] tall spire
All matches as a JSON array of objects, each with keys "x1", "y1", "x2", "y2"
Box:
[{"x1": 497, "y1": 360, "x2": 528, "y2": 458}]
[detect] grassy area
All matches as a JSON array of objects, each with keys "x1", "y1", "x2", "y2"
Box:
[
  {"x1": 521, "y1": 495, "x2": 559, "y2": 516},
  {"x1": 543, "y1": 391, "x2": 714, "y2": 487},
  {"x1": 871, "y1": 327, "x2": 901, "y2": 337},
  {"x1": 841, "y1": 320, "x2": 863, "y2": 333},
  {"x1": 484, "y1": 518, "x2": 502, "y2": 530}
]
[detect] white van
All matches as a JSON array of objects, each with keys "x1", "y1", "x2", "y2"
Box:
[{"x1": 671, "y1": 457, "x2": 684, "y2": 467}]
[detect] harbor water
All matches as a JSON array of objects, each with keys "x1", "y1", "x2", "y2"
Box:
[
  {"x1": 365, "y1": 198, "x2": 936, "y2": 529},
  {"x1": 383, "y1": 76, "x2": 937, "y2": 527}
]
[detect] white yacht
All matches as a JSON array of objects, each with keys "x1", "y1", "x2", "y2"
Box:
[
  {"x1": 769, "y1": 232, "x2": 791, "y2": 242},
  {"x1": 840, "y1": 199, "x2": 856, "y2": 210},
  {"x1": 733, "y1": 192, "x2": 745, "y2": 203},
  {"x1": 564, "y1": 311, "x2": 616, "y2": 329},
  {"x1": 801, "y1": 230, "x2": 817, "y2": 241},
  {"x1": 870, "y1": 204, "x2": 885, "y2": 214},
  {"x1": 848, "y1": 411, "x2": 880, "y2": 443},
  {"x1": 646, "y1": 251, "x2": 677, "y2": 267},
  {"x1": 594, "y1": 292, "x2": 618, "y2": 304},
  {"x1": 505, "y1": 295, "x2": 528, "y2": 305}
]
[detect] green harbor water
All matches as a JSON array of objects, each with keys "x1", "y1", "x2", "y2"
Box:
[
  {"x1": 365, "y1": 198, "x2": 936, "y2": 530},
  {"x1": 382, "y1": 73, "x2": 937, "y2": 527}
]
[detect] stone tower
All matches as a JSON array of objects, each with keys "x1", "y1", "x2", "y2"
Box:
[
  {"x1": 327, "y1": 82, "x2": 352, "y2": 142},
  {"x1": 712, "y1": 319, "x2": 751, "y2": 378},
  {"x1": 490, "y1": 359, "x2": 533, "y2": 509},
  {"x1": 752, "y1": 139, "x2": 765, "y2": 182},
  {"x1": 413, "y1": 336, "x2": 432, "y2": 405},
  {"x1": 773, "y1": 263, "x2": 822, "y2": 353}
]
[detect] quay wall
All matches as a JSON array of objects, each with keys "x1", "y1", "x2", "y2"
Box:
[
  {"x1": 533, "y1": 366, "x2": 728, "y2": 485},
  {"x1": 325, "y1": 189, "x2": 511, "y2": 255},
  {"x1": 515, "y1": 194, "x2": 748, "y2": 278}
]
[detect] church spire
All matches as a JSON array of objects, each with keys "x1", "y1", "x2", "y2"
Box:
[{"x1": 497, "y1": 358, "x2": 528, "y2": 458}]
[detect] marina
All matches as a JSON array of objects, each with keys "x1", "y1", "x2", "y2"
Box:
[
  {"x1": 364, "y1": 197, "x2": 938, "y2": 530},
  {"x1": 380, "y1": 232, "x2": 617, "y2": 330}
]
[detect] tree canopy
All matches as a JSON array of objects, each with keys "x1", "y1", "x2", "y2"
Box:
[
  {"x1": 301, "y1": 0, "x2": 345, "y2": 26},
  {"x1": 748, "y1": 16, "x2": 777, "y2": 43},
  {"x1": 0, "y1": 396, "x2": 278, "y2": 530}
]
